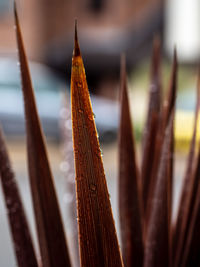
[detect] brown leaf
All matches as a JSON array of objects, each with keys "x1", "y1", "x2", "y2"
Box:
[
  {"x1": 14, "y1": 3, "x2": 71, "y2": 267},
  {"x1": 162, "y1": 48, "x2": 177, "y2": 130},
  {"x1": 144, "y1": 111, "x2": 174, "y2": 267},
  {"x1": 173, "y1": 72, "x2": 200, "y2": 267},
  {"x1": 0, "y1": 128, "x2": 39, "y2": 267},
  {"x1": 141, "y1": 37, "x2": 162, "y2": 213},
  {"x1": 180, "y1": 141, "x2": 200, "y2": 267},
  {"x1": 145, "y1": 49, "x2": 177, "y2": 228},
  {"x1": 71, "y1": 22, "x2": 123, "y2": 267},
  {"x1": 118, "y1": 54, "x2": 143, "y2": 267}
]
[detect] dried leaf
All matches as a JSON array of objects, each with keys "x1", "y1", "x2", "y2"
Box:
[
  {"x1": 0, "y1": 128, "x2": 39, "y2": 267},
  {"x1": 71, "y1": 22, "x2": 123, "y2": 267},
  {"x1": 141, "y1": 37, "x2": 161, "y2": 213},
  {"x1": 118, "y1": 55, "x2": 143, "y2": 267},
  {"x1": 144, "y1": 112, "x2": 174, "y2": 267},
  {"x1": 14, "y1": 4, "x2": 71, "y2": 267}
]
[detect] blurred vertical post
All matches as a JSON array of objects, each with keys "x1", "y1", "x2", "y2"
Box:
[{"x1": 165, "y1": 0, "x2": 200, "y2": 62}]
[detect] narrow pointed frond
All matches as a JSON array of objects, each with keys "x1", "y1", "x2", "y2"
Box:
[
  {"x1": 0, "y1": 128, "x2": 38, "y2": 267},
  {"x1": 144, "y1": 112, "x2": 174, "y2": 267},
  {"x1": 118, "y1": 55, "x2": 143, "y2": 267},
  {"x1": 180, "y1": 141, "x2": 200, "y2": 267},
  {"x1": 145, "y1": 50, "x2": 177, "y2": 231},
  {"x1": 173, "y1": 73, "x2": 200, "y2": 267},
  {"x1": 173, "y1": 73, "x2": 200, "y2": 266},
  {"x1": 14, "y1": 4, "x2": 71, "y2": 267},
  {"x1": 162, "y1": 48, "x2": 177, "y2": 129},
  {"x1": 141, "y1": 37, "x2": 162, "y2": 213},
  {"x1": 71, "y1": 22, "x2": 123, "y2": 267}
]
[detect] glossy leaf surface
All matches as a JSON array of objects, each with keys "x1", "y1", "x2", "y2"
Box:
[{"x1": 71, "y1": 23, "x2": 123, "y2": 267}]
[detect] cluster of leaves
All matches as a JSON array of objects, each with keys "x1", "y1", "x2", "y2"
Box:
[{"x1": 0, "y1": 4, "x2": 200, "y2": 267}]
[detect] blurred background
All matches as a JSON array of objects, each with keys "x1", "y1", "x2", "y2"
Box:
[{"x1": 0, "y1": 0, "x2": 200, "y2": 266}]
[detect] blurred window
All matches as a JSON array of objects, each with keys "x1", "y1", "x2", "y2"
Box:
[{"x1": 0, "y1": 0, "x2": 9, "y2": 15}]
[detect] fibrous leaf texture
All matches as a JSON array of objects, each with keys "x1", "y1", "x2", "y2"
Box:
[{"x1": 71, "y1": 22, "x2": 123, "y2": 267}]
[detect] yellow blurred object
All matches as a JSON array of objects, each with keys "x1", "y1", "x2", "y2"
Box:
[{"x1": 175, "y1": 110, "x2": 200, "y2": 150}]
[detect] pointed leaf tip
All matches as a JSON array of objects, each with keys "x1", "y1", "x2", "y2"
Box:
[
  {"x1": 71, "y1": 27, "x2": 123, "y2": 267},
  {"x1": 14, "y1": 8, "x2": 72, "y2": 267},
  {"x1": 74, "y1": 19, "x2": 80, "y2": 57},
  {"x1": 119, "y1": 54, "x2": 143, "y2": 267}
]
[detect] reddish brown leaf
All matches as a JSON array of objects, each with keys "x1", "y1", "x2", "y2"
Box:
[
  {"x1": 162, "y1": 48, "x2": 177, "y2": 130},
  {"x1": 144, "y1": 112, "x2": 174, "y2": 267},
  {"x1": 145, "y1": 49, "x2": 177, "y2": 228},
  {"x1": 0, "y1": 128, "x2": 39, "y2": 267},
  {"x1": 14, "y1": 4, "x2": 71, "y2": 267},
  {"x1": 71, "y1": 22, "x2": 123, "y2": 267},
  {"x1": 180, "y1": 140, "x2": 200, "y2": 267},
  {"x1": 141, "y1": 37, "x2": 162, "y2": 213},
  {"x1": 118, "y1": 55, "x2": 143, "y2": 267},
  {"x1": 173, "y1": 72, "x2": 200, "y2": 267}
]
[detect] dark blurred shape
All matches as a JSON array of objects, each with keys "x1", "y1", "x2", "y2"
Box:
[
  {"x1": 43, "y1": 0, "x2": 164, "y2": 92},
  {"x1": 89, "y1": 0, "x2": 104, "y2": 12}
]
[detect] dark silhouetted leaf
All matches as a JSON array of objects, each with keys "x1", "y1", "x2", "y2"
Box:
[
  {"x1": 14, "y1": 4, "x2": 71, "y2": 267},
  {"x1": 0, "y1": 128, "x2": 39, "y2": 267},
  {"x1": 144, "y1": 111, "x2": 174, "y2": 267},
  {"x1": 173, "y1": 72, "x2": 200, "y2": 267},
  {"x1": 118, "y1": 55, "x2": 143, "y2": 267},
  {"x1": 141, "y1": 37, "x2": 162, "y2": 213},
  {"x1": 180, "y1": 139, "x2": 200, "y2": 267},
  {"x1": 71, "y1": 22, "x2": 123, "y2": 267},
  {"x1": 145, "y1": 49, "x2": 177, "y2": 227}
]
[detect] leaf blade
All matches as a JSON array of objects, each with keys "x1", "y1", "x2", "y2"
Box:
[
  {"x1": 118, "y1": 55, "x2": 143, "y2": 267},
  {"x1": 0, "y1": 128, "x2": 39, "y2": 267},
  {"x1": 71, "y1": 22, "x2": 123, "y2": 267},
  {"x1": 144, "y1": 112, "x2": 174, "y2": 267},
  {"x1": 14, "y1": 4, "x2": 71, "y2": 267}
]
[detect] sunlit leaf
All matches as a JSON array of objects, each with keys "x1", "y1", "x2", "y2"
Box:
[{"x1": 71, "y1": 22, "x2": 123, "y2": 267}]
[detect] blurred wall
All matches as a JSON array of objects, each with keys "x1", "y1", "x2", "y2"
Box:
[{"x1": 0, "y1": 0, "x2": 162, "y2": 61}]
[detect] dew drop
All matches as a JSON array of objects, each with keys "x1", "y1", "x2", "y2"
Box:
[
  {"x1": 90, "y1": 184, "x2": 97, "y2": 192},
  {"x1": 77, "y1": 82, "x2": 82, "y2": 88}
]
